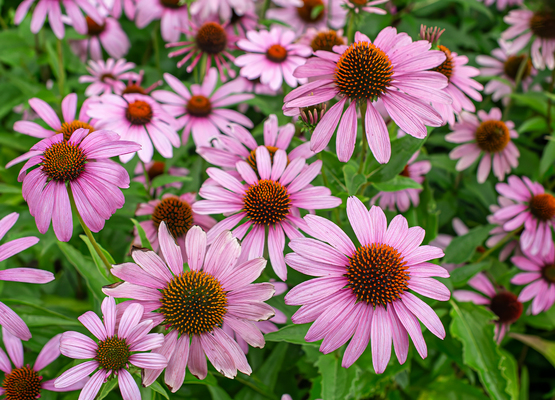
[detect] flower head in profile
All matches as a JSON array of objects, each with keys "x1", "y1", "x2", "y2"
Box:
[
  {"x1": 198, "y1": 115, "x2": 313, "y2": 169},
  {"x1": 371, "y1": 151, "x2": 431, "y2": 212},
  {"x1": 55, "y1": 297, "x2": 167, "y2": 399},
  {"x1": 167, "y1": 20, "x2": 238, "y2": 81},
  {"x1": 14, "y1": 0, "x2": 102, "y2": 39},
  {"x1": 193, "y1": 147, "x2": 342, "y2": 280},
  {"x1": 88, "y1": 93, "x2": 179, "y2": 163},
  {"x1": 446, "y1": 108, "x2": 519, "y2": 183},
  {"x1": 7, "y1": 129, "x2": 140, "y2": 242},
  {"x1": 120, "y1": 69, "x2": 163, "y2": 95},
  {"x1": 152, "y1": 69, "x2": 253, "y2": 147},
  {"x1": 511, "y1": 247, "x2": 555, "y2": 315},
  {"x1": 491, "y1": 175, "x2": 555, "y2": 257},
  {"x1": 79, "y1": 59, "x2": 136, "y2": 97},
  {"x1": 104, "y1": 223, "x2": 275, "y2": 391},
  {"x1": 502, "y1": 7, "x2": 555, "y2": 70},
  {"x1": 134, "y1": 193, "x2": 216, "y2": 259},
  {"x1": 454, "y1": 273, "x2": 522, "y2": 343},
  {"x1": 235, "y1": 27, "x2": 312, "y2": 91},
  {"x1": 133, "y1": 160, "x2": 189, "y2": 196},
  {"x1": 477, "y1": 40, "x2": 537, "y2": 104},
  {"x1": 299, "y1": 28, "x2": 346, "y2": 53},
  {"x1": 0, "y1": 329, "x2": 87, "y2": 397},
  {"x1": 285, "y1": 197, "x2": 450, "y2": 373},
  {"x1": 0, "y1": 213, "x2": 54, "y2": 340},
  {"x1": 284, "y1": 28, "x2": 449, "y2": 163},
  {"x1": 135, "y1": 0, "x2": 189, "y2": 43},
  {"x1": 266, "y1": 0, "x2": 347, "y2": 35}
]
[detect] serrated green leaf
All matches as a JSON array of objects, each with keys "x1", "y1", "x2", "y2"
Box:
[
  {"x1": 509, "y1": 333, "x2": 555, "y2": 368},
  {"x1": 372, "y1": 175, "x2": 422, "y2": 192},
  {"x1": 417, "y1": 377, "x2": 490, "y2": 400},
  {"x1": 131, "y1": 218, "x2": 154, "y2": 250},
  {"x1": 443, "y1": 225, "x2": 492, "y2": 264}
]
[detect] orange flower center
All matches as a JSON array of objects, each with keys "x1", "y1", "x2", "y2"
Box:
[
  {"x1": 475, "y1": 120, "x2": 510, "y2": 153},
  {"x1": 56, "y1": 120, "x2": 95, "y2": 141},
  {"x1": 95, "y1": 336, "x2": 130, "y2": 372},
  {"x1": 530, "y1": 12, "x2": 555, "y2": 39},
  {"x1": 243, "y1": 179, "x2": 291, "y2": 225},
  {"x1": 42, "y1": 141, "x2": 87, "y2": 182},
  {"x1": 529, "y1": 193, "x2": 555, "y2": 221},
  {"x1": 126, "y1": 100, "x2": 153, "y2": 125},
  {"x1": 196, "y1": 22, "x2": 228, "y2": 55},
  {"x1": 432, "y1": 45, "x2": 454, "y2": 80},
  {"x1": 266, "y1": 44, "x2": 288, "y2": 63},
  {"x1": 2, "y1": 366, "x2": 42, "y2": 400},
  {"x1": 152, "y1": 196, "x2": 194, "y2": 238},
  {"x1": 310, "y1": 30, "x2": 345, "y2": 52},
  {"x1": 122, "y1": 84, "x2": 146, "y2": 95},
  {"x1": 186, "y1": 95, "x2": 212, "y2": 117}
]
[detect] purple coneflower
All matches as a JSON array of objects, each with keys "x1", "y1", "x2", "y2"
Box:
[
  {"x1": 103, "y1": 223, "x2": 275, "y2": 391},
  {"x1": 225, "y1": 9, "x2": 258, "y2": 38},
  {"x1": 102, "y1": 0, "x2": 136, "y2": 20},
  {"x1": 299, "y1": 28, "x2": 346, "y2": 53},
  {"x1": 55, "y1": 297, "x2": 167, "y2": 399},
  {"x1": 193, "y1": 147, "x2": 342, "y2": 280},
  {"x1": 7, "y1": 129, "x2": 140, "y2": 242},
  {"x1": 285, "y1": 197, "x2": 450, "y2": 373},
  {"x1": 79, "y1": 59, "x2": 137, "y2": 97},
  {"x1": 454, "y1": 273, "x2": 522, "y2": 343},
  {"x1": 283, "y1": 28, "x2": 449, "y2": 163},
  {"x1": 446, "y1": 108, "x2": 519, "y2": 183},
  {"x1": 135, "y1": 0, "x2": 189, "y2": 43}
]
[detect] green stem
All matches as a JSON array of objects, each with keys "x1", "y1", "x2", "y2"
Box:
[
  {"x1": 141, "y1": 160, "x2": 153, "y2": 198},
  {"x1": 503, "y1": 54, "x2": 529, "y2": 120},
  {"x1": 67, "y1": 185, "x2": 112, "y2": 275},
  {"x1": 152, "y1": 22, "x2": 161, "y2": 73},
  {"x1": 56, "y1": 39, "x2": 65, "y2": 96},
  {"x1": 346, "y1": 12, "x2": 356, "y2": 44},
  {"x1": 476, "y1": 230, "x2": 518, "y2": 263},
  {"x1": 547, "y1": 69, "x2": 555, "y2": 133},
  {"x1": 358, "y1": 101, "x2": 368, "y2": 174},
  {"x1": 260, "y1": 0, "x2": 270, "y2": 19},
  {"x1": 199, "y1": 53, "x2": 208, "y2": 84}
]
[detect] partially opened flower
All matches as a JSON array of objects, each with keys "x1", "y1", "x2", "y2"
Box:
[
  {"x1": 0, "y1": 329, "x2": 87, "y2": 397},
  {"x1": 198, "y1": 114, "x2": 313, "y2": 169},
  {"x1": 134, "y1": 193, "x2": 216, "y2": 258},
  {"x1": 283, "y1": 28, "x2": 448, "y2": 163},
  {"x1": 0, "y1": 213, "x2": 54, "y2": 340},
  {"x1": 87, "y1": 93, "x2": 179, "y2": 163},
  {"x1": 511, "y1": 248, "x2": 555, "y2": 315},
  {"x1": 502, "y1": 8, "x2": 555, "y2": 70},
  {"x1": 193, "y1": 147, "x2": 341, "y2": 280},
  {"x1": 166, "y1": 20, "x2": 238, "y2": 81},
  {"x1": 55, "y1": 297, "x2": 167, "y2": 399},
  {"x1": 191, "y1": 0, "x2": 255, "y2": 20},
  {"x1": 446, "y1": 108, "x2": 519, "y2": 183},
  {"x1": 492, "y1": 175, "x2": 555, "y2": 257},
  {"x1": 14, "y1": 0, "x2": 102, "y2": 39},
  {"x1": 477, "y1": 40, "x2": 537, "y2": 104},
  {"x1": 7, "y1": 129, "x2": 140, "y2": 242},
  {"x1": 79, "y1": 58, "x2": 137, "y2": 97},
  {"x1": 266, "y1": 0, "x2": 347, "y2": 35},
  {"x1": 133, "y1": 160, "x2": 189, "y2": 196},
  {"x1": 454, "y1": 273, "x2": 522, "y2": 343},
  {"x1": 285, "y1": 197, "x2": 450, "y2": 372},
  {"x1": 103, "y1": 223, "x2": 275, "y2": 391},
  {"x1": 235, "y1": 27, "x2": 312, "y2": 91},
  {"x1": 135, "y1": 0, "x2": 189, "y2": 43},
  {"x1": 371, "y1": 151, "x2": 431, "y2": 212},
  {"x1": 152, "y1": 69, "x2": 253, "y2": 147},
  {"x1": 69, "y1": 14, "x2": 130, "y2": 61},
  {"x1": 13, "y1": 93, "x2": 97, "y2": 141}
]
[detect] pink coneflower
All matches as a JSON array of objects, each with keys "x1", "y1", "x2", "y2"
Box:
[
  {"x1": 283, "y1": 28, "x2": 448, "y2": 163},
  {"x1": 0, "y1": 212, "x2": 54, "y2": 340},
  {"x1": 343, "y1": 0, "x2": 388, "y2": 15},
  {"x1": 477, "y1": 0, "x2": 522, "y2": 11},
  {"x1": 133, "y1": 160, "x2": 189, "y2": 196},
  {"x1": 420, "y1": 26, "x2": 483, "y2": 126},
  {"x1": 284, "y1": 197, "x2": 449, "y2": 372},
  {"x1": 87, "y1": 93, "x2": 179, "y2": 163},
  {"x1": 226, "y1": 9, "x2": 258, "y2": 38},
  {"x1": 446, "y1": 108, "x2": 519, "y2": 183},
  {"x1": 502, "y1": 8, "x2": 555, "y2": 70},
  {"x1": 14, "y1": 0, "x2": 102, "y2": 39},
  {"x1": 198, "y1": 115, "x2": 313, "y2": 169},
  {"x1": 371, "y1": 151, "x2": 431, "y2": 212},
  {"x1": 0, "y1": 330, "x2": 87, "y2": 397},
  {"x1": 135, "y1": 0, "x2": 189, "y2": 43},
  {"x1": 79, "y1": 58, "x2": 136, "y2": 97},
  {"x1": 266, "y1": 0, "x2": 347, "y2": 34},
  {"x1": 299, "y1": 27, "x2": 346, "y2": 53},
  {"x1": 54, "y1": 297, "x2": 167, "y2": 398},
  {"x1": 134, "y1": 193, "x2": 216, "y2": 258},
  {"x1": 7, "y1": 129, "x2": 140, "y2": 242},
  {"x1": 120, "y1": 69, "x2": 163, "y2": 95},
  {"x1": 454, "y1": 273, "x2": 522, "y2": 343},
  {"x1": 191, "y1": 0, "x2": 255, "y2": 20},
  {"x1": 166, "y1": 20, "x2": 238, "y2": 81},
  {"x1": 193, "y1": 147, "x2": 341, "y2": 280},
  {"x1": 492, "y1": 175, "x2": 555, "y2": 257},
  {"x1": 69, "y1": 14, "x2": 130, "y2": 61},
  {"x1": 13, "y1": 93, "x2": 96, "y2": 141},
  {"x1": 151, "y1": 69, "x2": 253, "y2": 147},
  {"x1": 235, "y1": 27, "x2": 311, "y2": 91},
  {"x1": 511, "y1": 247, "x2": 555, "y2": 314},
  {"x1": 486, "y1": 196, "x2": 522, "y2": 261},
  {"x1": 477, "y1": 40, "x2": 537, "y2": 103},
  {"x1": 102, "y1": 0, "x2": 136, "y2": 19},
  {"x1": 103, "y1": 223, "x2": 275, "y2": 391}
]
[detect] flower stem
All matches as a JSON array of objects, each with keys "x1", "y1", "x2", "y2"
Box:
[
  {"x1": 141, "y1": 160, "x2": 154, "y2": 199},
  {"x1": 260, "y1": 0, "x2": 270, "y2": 19},
  {"x1": 56, "y1": 39, "x2": 65, "y2": 96},
  {"x1": 358, "y1": 100, "x2": 368, "y2": 174},
  {"x1": 547, "y1": 69, "x2": 555, "y2": 133},
  {"x1": 475, "y1": 229, "x2": 518, "y2": 263},
  {"x1": 347, "y1": 12, "x2": 356, "y2": 44},
  {"x1": 67, "y1": 185, "x2": 112, "y2": 275},
  {"x1": 503, "y1": 54, "x2": 529, "y2": 120},
  {"x1": 152, "y1": 22, "x2": 161, "y2": 73}
]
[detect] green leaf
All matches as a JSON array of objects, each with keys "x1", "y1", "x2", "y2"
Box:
[
  {"x1": 208, "y1": 386, "x2": 234, "y2": 400},
  {"x1": 20, "y1": 315, "x2": 82, "y2": 327},
  {"x1": 96, "y1": 379, "x2": 119, "y2": 400},
  {"x1": 148, "y1": 380, "x2": 170, "y2": 399},
  {"x1": 131, "y1": 218, "x2": 154, "y2": 250},
  {"x1": 343, "y1": 164, "x2": 367, "y2": 195},
  {"x1": 316, "y1": 353, "x2": 358, "y2": 400},
  {"x1": 498, "y1": 349, "x2": 519, "y2": 400},
  {"x1": 452, "y1": 0, "x2": 493, "y2": 19},
  {"x1": 311, "y1": 4, "x2": 324, "y2": 19},
  {"x1": 450, "y1": 301, "x2": 515, "y2": 400},
  {"x1": 80, "y1": 234, "x2": 114, "y2": 281},
  {"x1": 450, "y1": 261, "x2": 491, "y2": 287},
  {"x1": 264, "y1": 324, "x2": 317, "y2": 346},
  {"x1": 510, "y1": 93, "x2": 547, "y2": 115},
  {"x1": 417, "y1": 377, "x2": 490, "y2": 400},
  {"x1": 372, "y1": 175, "x2": 422, "y2": 192},
  {"x1": 509, "y1": 333, "x2": 555, "y2": 368},
  {"x1": 540, "y1": 138, "x2": 555, "y2": 176},
  {"x1": 57, "y1": 242, "x2": 110, "y2": 301},
  {"x1": 443, "y1": 225, "x2": 492, "y2": 264},
  {"x1": 366, "y1": 135, "x2": 426, "y2": 182},
  {"x1": 519, "y1": 366, "x2": 528, "y2": 400},
  {"x1": 150, "y1": 174, "x2": 192, "y2": 189},
  {"x1": 0, "y1": 184, "x2": 21, "y2": 194}
]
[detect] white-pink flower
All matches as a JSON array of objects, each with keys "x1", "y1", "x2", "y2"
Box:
[
  {"x1": 79, "y1": 58, "x2": 137, "y2": 97},
  {"x1": 135, "y1": 0, "x2": 189, "y2": 43}
]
